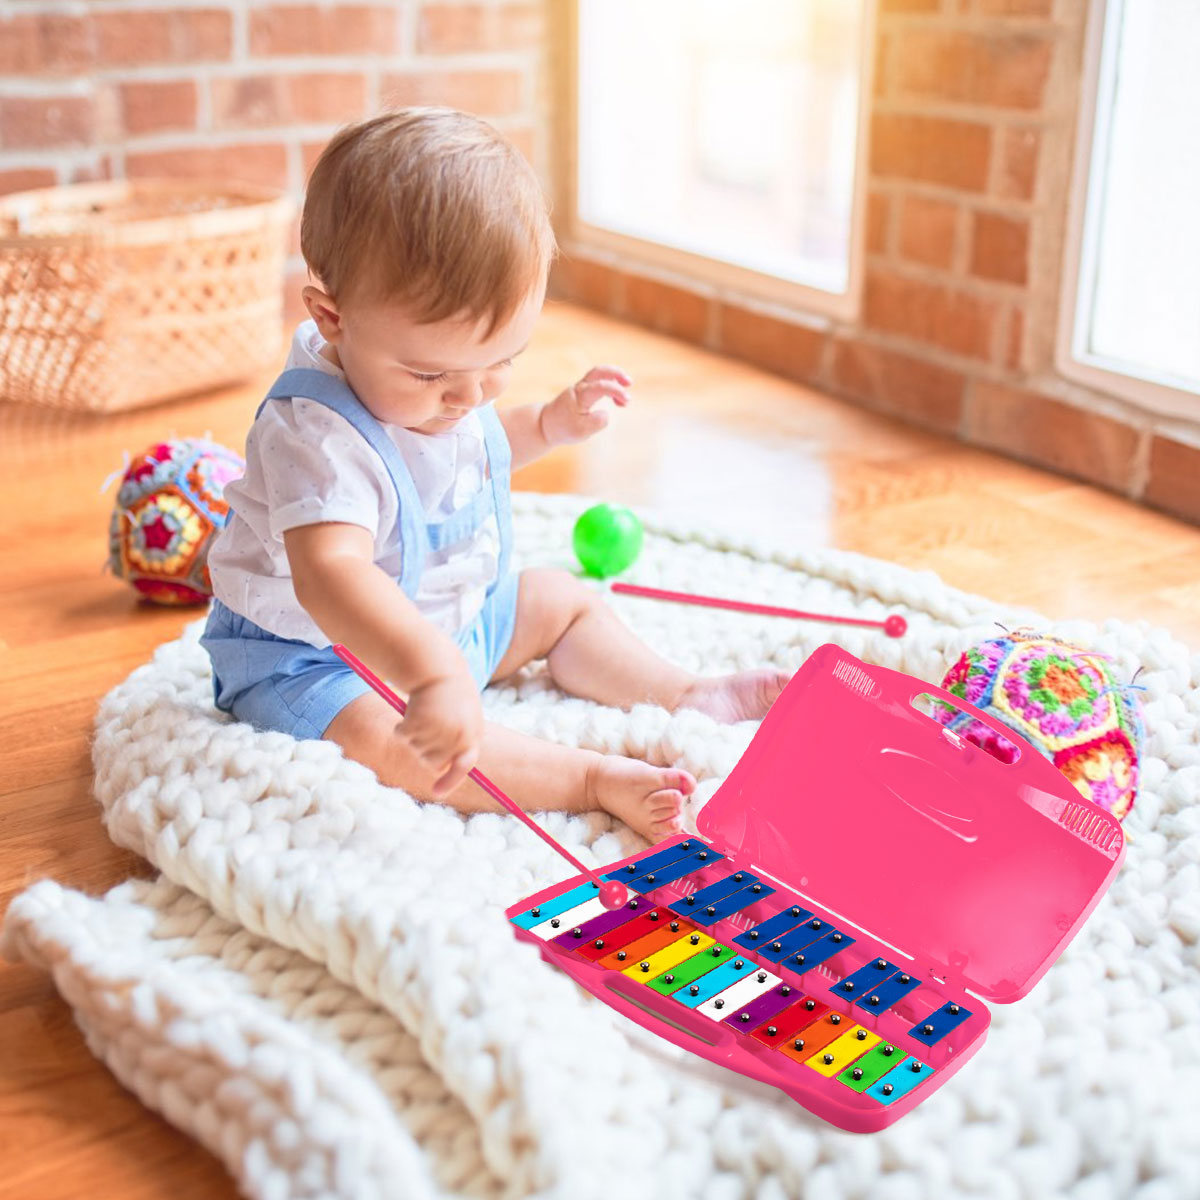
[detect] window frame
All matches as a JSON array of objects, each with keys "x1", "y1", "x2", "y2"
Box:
[
  {"x1": 1056, "y1": 0, "x2": 1200, "y2": 419},
  {"x1": 553, "y1": 0, "x2": 878, "y2": 323}
]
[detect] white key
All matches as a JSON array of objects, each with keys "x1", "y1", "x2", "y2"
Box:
[
  {"x1": 529, "y1": 898, "x2": 606, "y2": 940},
  {"x1": 696, "y1": 967, "x2": 782, "y2": 1021}
]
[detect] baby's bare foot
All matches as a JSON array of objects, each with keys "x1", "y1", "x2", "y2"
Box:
[
  {"x1": 587, "y1": 755, "x2": 696, "y2": 842},
  {"x1": 676, "y1": 668, "x2": 791, "y2": 724}
]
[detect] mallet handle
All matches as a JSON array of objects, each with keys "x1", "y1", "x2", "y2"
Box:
[
  {"x1": 331, "y1": 643, "x2": 604, "y2": 888},
  {"x1": 611, "y1": 582, "x2": 893, "y2": 630}
]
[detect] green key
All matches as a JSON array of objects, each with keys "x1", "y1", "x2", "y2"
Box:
[
  {"x1": 647, "y1": 943, "x2": 734, "y2": 995},
  {"x1": 837, "y1": 1042, "x2": 902, "y2": 1092}
]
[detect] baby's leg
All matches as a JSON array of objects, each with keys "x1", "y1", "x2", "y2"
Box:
[
  {"x1": 324, "y1": 690, "x2": 695, "y2": 841},
  {"x1": 493, "y1": 568, "x2": 790, "y2": 722}
]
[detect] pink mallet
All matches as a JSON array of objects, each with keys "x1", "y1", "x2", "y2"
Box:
[
  {"x1": 332, "y1": 643, "x2": 630, "y2": 910},
  {"x1": 611, "y1": 582, "x2": 908, "y2": 637}
]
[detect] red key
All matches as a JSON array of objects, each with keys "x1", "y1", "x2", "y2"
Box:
[
  {"x1": 752, "y1": 996, "x2": 829, "y2": 1047},
  {"x1": 778, "y1": 1011, "x2": 850, "y2": 1064},
  {"x1": 596, "y1": 918, "x2": 702, "y2": 970},
  {"x1": 578, "y1": 911, "x2": 697, "y2": 962}
]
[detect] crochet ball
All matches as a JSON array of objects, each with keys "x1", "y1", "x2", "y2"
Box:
[
  {"x1": 108, "y1": 438, "x2": 244, "y2": 606},
  {"x1": 573, "y1": 503, "x2": 643, "y2": 578},
  {"x1": 933, "y1": 628, "x2": 1143, "y2": 821}
]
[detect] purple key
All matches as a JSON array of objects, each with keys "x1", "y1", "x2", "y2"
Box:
[
  {"x1": 550, "y1": 901, "x2": 643, "y2": 949},
  {"x1": 724, "y1": 983, "x2": 797, "y2": 1030}
]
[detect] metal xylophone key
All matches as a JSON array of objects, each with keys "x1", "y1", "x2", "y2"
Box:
[
  {"x1": 807, "y1": 1026, "x2": 882, "y2": 1076},
  {"x1": 647, "y1": 943, "x2": 734, "y2": 996},
  {"x1": 559, "y1": 902, "x2": 700, "y2": 950},
  {"x1": 671, "y1": 871, "x2": 760, "y2": 913},
  {"x1": 748, "y1": 915, "x2": 835, "y2": 964},
  {"x1": 671, "y1": 954, "x2": 757, "y2": 1008},
  {"x1": 602, "y1": 838, "x2": 707, "y2": 883},
  {"x1": 733, "y1": 904, "x2": 815, "y2": 953},
  {"x1": 907, "y1": 1001, "x2": 971, "y2": 1046},
  {"x1": 750, "y1": 995, "x2": 830, "y2": 1047},
  {"x1": 834, "y1": 957, "x2": 901, "y2": 998},
  {"x1": 720, "y1": 982, "x2": 798, "y2": 1031},
  {"x1": 853, "y1": 970, "x2": 922, "y2": 1013},
  {"x1": 673, "y1": 880, "x2": 777, "y2": 927},
  {"x1": 510, "y1": 881, "x2": 603, "y2": 931},
  {"x1": 695, "y1": 964, "x2": 783, "y2": 1020},
  {"x1": 549, "y1": 898, "x2": 657, "y2": 952},
  {"x1": 613, "y1": 846, "x2": 728, "y2": 894},
  {"x1": 786, "y1": 928, "x2": 856, "y2": 971},
  {"x1": 779, "y1": 1012, "x2": 851, "y2": 1063},
  {"x1": 622, "y1": 931, "x2": 717, "y2": 980},
  {"x1": 596, "y1": 918, "x2": 705, "y2": 971},
  {"x1": 837, "y1": 1042, "x2": 903, "y2": 1092},
  {"x1": 865, "y1": 1057, "x2": 934, "y2": 1104}
]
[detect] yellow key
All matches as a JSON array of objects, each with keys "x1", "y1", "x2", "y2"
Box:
[
  {"x1": 622, "y1": 932, "x2": 716, "y2": 981},
  {"x1": 805, "y1": 1026, "x2": 881, "y2": 1076}
]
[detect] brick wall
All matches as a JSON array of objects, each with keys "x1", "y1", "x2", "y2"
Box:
[
  {"x1": 551, "y1": 0, "x2": 1200, "y2": 528},
  {"x1": 0, "y1": 0, "x2": 546, "y2": 321}
]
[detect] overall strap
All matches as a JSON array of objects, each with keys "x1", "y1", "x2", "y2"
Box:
[
  {"x1": 260, "y1": 368, "x2": 428, "y2": 598},
  {"x1": 477, "y1": 404, "x2": 514, "y2": 583},
  {"x1": 425, "y1": 488, "x2": 494, "y2": 552}
]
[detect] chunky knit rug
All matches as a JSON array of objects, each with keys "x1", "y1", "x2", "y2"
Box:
[{"x1": 4, "y1": 492, "x2": 1200, "y2": 1200}]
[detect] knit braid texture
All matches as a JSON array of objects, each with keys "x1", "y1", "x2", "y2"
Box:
[{"x1": 4, "y1": 492, "x2": 1199, "y2": 1200}]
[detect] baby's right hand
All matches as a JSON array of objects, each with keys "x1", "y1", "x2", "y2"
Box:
[{"x1": 398, "y1": 668, "x2": 484, "y2": 796}]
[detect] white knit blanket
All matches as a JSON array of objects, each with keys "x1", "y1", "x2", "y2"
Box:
[{"x1": 5, "y1": 492, "x2": 1200, "y2": 1200}]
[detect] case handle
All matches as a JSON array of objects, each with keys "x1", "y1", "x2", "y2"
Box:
[
  {"x1": 865, "y1": 659, "x2": 1026, "y2": 766},
  {"x1": 602, "y1": 974, "x2": 738, "y2": 1059},
  {"x1": 908, "y1": 679, "x2": 1022, "y2": 765}
]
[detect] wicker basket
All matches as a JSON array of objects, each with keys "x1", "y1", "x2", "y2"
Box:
[{"x1": 0, "y1": 178, "x2": 293, "y2": 413}]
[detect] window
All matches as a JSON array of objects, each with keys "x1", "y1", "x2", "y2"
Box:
[
  {"x1": 1059, "y1": 0, "x2": 1200, "y2": 415},
  {"x1": 570, "y1": 0, "x2": 872, "y2": 319}
]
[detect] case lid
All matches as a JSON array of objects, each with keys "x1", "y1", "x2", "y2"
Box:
[{"x1": 697, "y1": 644, "x2": 1125, "y2": 1003}]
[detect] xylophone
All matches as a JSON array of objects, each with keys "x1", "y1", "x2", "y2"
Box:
[{"x1": 507, "y1": 643, "x2": 1126, "y2": 1132}]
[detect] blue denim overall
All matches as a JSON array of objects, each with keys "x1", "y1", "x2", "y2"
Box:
[{"x1": 201, "y1": 367, "x2": 518, "y2": 738}]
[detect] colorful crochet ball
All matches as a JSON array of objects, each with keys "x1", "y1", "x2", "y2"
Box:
[
  {"x1": 932, "y1": 628, "x2": 1144, "y2": 821},
  {"x1": 108, "y1": 438, "x2": 244, "y2": 606}
]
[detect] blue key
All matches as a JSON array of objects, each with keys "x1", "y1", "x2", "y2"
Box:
[
  {"x1": 601, "y1": 839, "x2": 706, "y2": 882},
  {"x1": 866, "y1": 1057, "x2": 934, "y2": 1105},
  {"x1": 510, "y1": 881, "x2": 600, "y2": 929},
  {"x1": 670, "y1": 872, "x2": 758, "y2": 916},
  {"x1": 686, "y1": 882, "x2": 776, "y2": 926},
  {"x1": 908, "y1": 1001, "x2": 971, "y2": 1046},
  {"x1": 620, "y1": 847, "x2": 727, "y2": 894},
  {"x1": 786, "y1": 929, "x2": 855, "y2": 972},
  {"x1": 744, "y1": 917, "x2": 827, "y2": 964},
  {"x1": 672, "y1": 955, "x2": 755, "y2": 1008},
  {"x1": 833, "y1": 957, "x2": 901, "y2": 999},
  {"x1": 732, "y1": 903, "x2": 814, "y2": 953},
  {"x1": 854, "y1": 971, "x2": 922, "y2": 1013}
]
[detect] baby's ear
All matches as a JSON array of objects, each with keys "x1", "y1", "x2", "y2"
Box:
[{"x1": 301, "y1": 284, "x2": 343, "y2": 343}]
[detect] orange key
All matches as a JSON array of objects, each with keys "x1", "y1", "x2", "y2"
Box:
[
  {"x1": 578, "y1": 910, "x2": 696, "y2": 962},
  {"x1": 778, "y1": 1011, "x2": 852, "y2": 1064},
  {"x1": 751, "y1": 995, "x2": 829, "y2": 1047},
  {"x1": 597, "y1": 921, "x2": 704, "y2": 971}
]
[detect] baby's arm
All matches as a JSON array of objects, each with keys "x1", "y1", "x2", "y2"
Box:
[
  {"x1": 501, "y1": 365, "x2": 632, "y2": 469},
  {"x1": 285, "y1": 522, "x2": 483, "y2": 795}
]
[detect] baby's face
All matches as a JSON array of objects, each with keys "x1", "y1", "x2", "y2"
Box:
[{"x1": 329, "y1": 285, "x2": 544, "y2": 435}]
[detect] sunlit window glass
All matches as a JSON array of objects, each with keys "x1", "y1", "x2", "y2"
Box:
[
  {"x1": 576, "y1": 0, "x2": 866, "y2": 295},
  {"x1": 1078, "y1": 0, "x2": 1200, "y2": 395}
]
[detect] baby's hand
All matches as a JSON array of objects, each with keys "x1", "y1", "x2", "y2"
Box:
[
  {"x1": 398, "y1": 667, "x2": 484, "y2": 797},
  {"x1": 540, "y1": 365, "x2": 632, "y2": 446}
]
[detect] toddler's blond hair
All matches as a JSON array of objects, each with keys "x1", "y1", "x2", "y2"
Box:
[{"x1": 301, "y1": 107, "x2": 555, "y2": 333}]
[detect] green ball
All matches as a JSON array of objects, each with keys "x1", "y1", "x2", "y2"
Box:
[{"x1": 572, "y1": 503, "x2": 643, "y2": 578}]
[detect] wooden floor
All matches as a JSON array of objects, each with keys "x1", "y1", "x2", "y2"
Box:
[{"x1": 2, "y1": 302, "x2": 1198, "y2": 1199}]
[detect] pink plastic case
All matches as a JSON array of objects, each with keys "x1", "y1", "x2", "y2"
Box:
[{"x1": 506, "y1": 643, "x2": 1125, "y2": 1130}]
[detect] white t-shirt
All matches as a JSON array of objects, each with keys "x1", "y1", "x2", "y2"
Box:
[{"x1": 209, "y1": 320, "x2": 501, "y2": 647}]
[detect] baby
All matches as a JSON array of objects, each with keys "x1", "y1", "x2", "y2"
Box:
[{"x1": 202, "y1": 107, "x2": 789, "y2": 842}]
